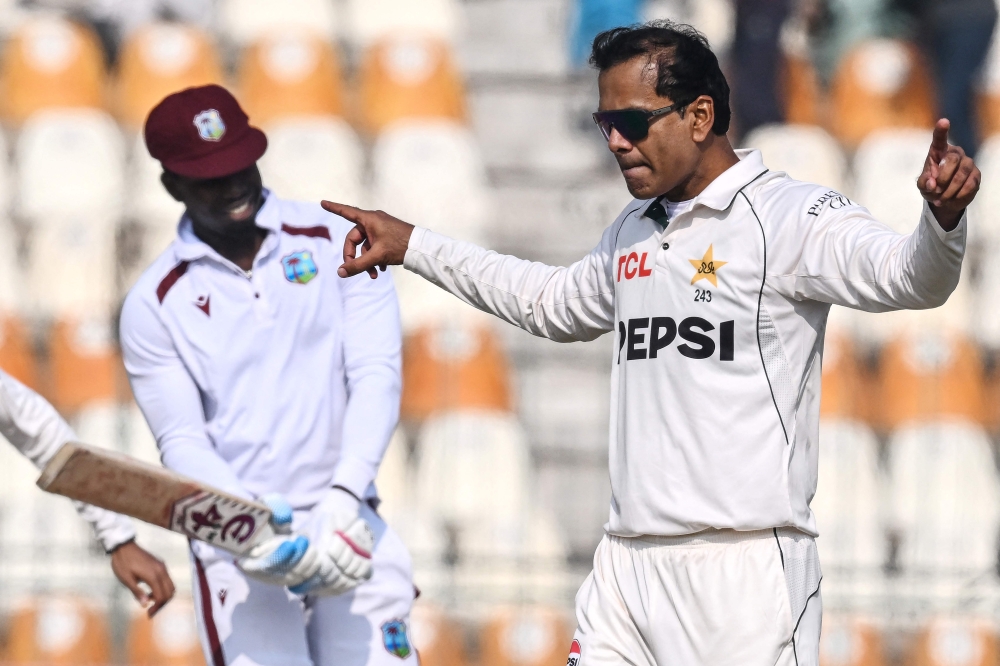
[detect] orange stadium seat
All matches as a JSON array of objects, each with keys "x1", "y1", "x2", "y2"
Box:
[
  {"x1": 907, "y1": 617, "x2": 998, "y2": 666},
  {"x1": 401, "y1": 323, "x2": 512, "y2": 421},
  {"x1": 876, "y1": 332, "x2": 985, "y2": 430},
  {"x1": 237, "y1": 31, "x2": 345, "y2": 126},
  {"x1": 128, "y1": 597, "x2": 206, "y2": 666},
  {"x1": 829, "y1": 39, "x2": 935, "y2": 148},
  {"x1": 819, "y1": 615, "x2": 886, "y2": 666},
  {"x1": 821, "y1": 334, "x2": 874, "y2": 424},
  {"x1": 115, "y1": 22, "x2": 223, "y2": 129},
  {"x1": 409, "y1": 604, "x2": 468, "y2": 666},
  {"x1": 0, "y1": 316, "x2": 39, "y2": 392},
  {"x1": 357, "y1": 36, "x2": 465, "y2": 134},
  {"x1": 781, "y1": 54, "x2": 823, "y2": 126},
  {"x1": 49, "y1": 317, "x2": 124, "y2": 414},
  {"x1": 0, "y1": 17, "x2": 106, "y2": 125},
  {"x1": 480, "y1": 606, "x2": 572, "y2": 666},
  {"x1": 3, "y1": 597, "x2": 110, "y2": 665}
]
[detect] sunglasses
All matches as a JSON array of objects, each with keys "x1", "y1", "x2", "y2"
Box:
[{"x1": 592, "y1": 104, "x2": 679, "y2": 143}]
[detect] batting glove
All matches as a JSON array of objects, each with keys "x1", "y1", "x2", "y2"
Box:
[
  {"x1": 237, "y1": 494, "x2": 321, "y2": 587},
  {"x1": 289, "y1": 487, "x2": 374, "y2": 597}
]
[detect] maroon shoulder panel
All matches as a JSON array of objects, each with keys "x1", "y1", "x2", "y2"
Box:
[
  {"x1": 281, "y1": 223, "x2": 331, "y2": 241},
  {"x1": 156, "y1": 261, "x2": 191, "y2": 304}
]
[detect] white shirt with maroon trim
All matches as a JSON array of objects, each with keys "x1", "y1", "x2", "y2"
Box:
[
  {"x1": 120, "y1": 191, "x2": 402, "y2": 510},
  {"x1": 402, "y1": 149, "x2": 967, "y2": 538},
  {"x1": 0, "y1": 370, "x2": 136, "y2": 551}
]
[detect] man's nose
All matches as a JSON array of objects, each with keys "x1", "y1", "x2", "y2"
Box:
[{"x1": 607, "y1": 126, "x2": 634, "y2": 153}]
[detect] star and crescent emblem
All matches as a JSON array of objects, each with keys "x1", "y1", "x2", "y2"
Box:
[{"x1": 689, "y1": 245, "x2": 726, "y2": 286}]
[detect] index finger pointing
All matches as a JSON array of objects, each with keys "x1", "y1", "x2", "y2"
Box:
[
  {"x1": 930, "y1": 119, "x2": 951, "y2": 156},
  {"x1": 321, "y1": 200, "x2": 363, "y2": 223}
]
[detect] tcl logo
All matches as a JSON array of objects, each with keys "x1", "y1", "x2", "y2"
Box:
[
  {"x1": 618, "y1": 316, "x2": 734, "y2": 363},
  {"x1": 617, "y1": 252, "x2": 653, "y2": 281}
]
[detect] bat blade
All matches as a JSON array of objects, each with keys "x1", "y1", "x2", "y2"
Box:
[{"x1": 38, "y1": 442, "x2": 273, "y2": 555}]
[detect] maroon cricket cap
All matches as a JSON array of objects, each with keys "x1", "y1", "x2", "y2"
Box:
[{"x1": 144, "y1": 84, "x2": 267, "y2": 179}]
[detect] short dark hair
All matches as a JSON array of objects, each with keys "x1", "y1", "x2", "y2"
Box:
[{"x1": 589, "y1": 21, "x2": 731, "y2": 136}]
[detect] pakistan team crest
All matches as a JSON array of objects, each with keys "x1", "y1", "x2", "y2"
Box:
[
  {"x1": 381, "y1": 619, "x2": 412, "y2": 659},
  {"x1": 282, "y1": 250, "x2": 318, "y2": 284},
  {"x1": 193, "y1": 109, "x2": 226, "y2": 141}
]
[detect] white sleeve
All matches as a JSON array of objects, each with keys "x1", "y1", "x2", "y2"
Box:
[
  {"x1": 402, "y1": 222, "x2": 620, "y2": 343},
  {"x1": 331, "y1": 269, "x2": 403, "y2": 499},
  {"x1": 120, "y1": 293, "x2": 251, "y2": 499},
  {"x1": 0, "y1": 370, "x2": 136, "y2": 552},
  {"x1": 767, "y1": 197, "x2": 966, "y2": 311}
]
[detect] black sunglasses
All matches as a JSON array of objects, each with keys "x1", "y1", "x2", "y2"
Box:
[{"x1": 592, "y1": 104, "x2": 679, "y2": 142}]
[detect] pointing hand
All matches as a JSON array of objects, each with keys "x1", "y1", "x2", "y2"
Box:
[
  {"x1": 321, "y1": 201, "x2": 414, "y2": 280},
  {"x1": 917, "y1": 119, "x2": 981, "y2": 231}
]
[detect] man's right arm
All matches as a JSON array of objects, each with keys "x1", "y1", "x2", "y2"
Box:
[
  {"x1": 119, "y1": 292, "x2": 249, "y2": 499},
  {"x1": 326, "y1": 202, "x2": 623, "y2": 342}
]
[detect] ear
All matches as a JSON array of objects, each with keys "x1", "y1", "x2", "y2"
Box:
[
  {"x1": 687, "y1": 95, "x2": 716, "y2": 143},
  {"x1": 160, "y1": 171, "x2": 184, "y2": 202}
]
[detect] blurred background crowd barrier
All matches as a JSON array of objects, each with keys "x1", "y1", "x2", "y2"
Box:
[{"x1": 0, "y1": 0, "x2": 997, "y2": 664}]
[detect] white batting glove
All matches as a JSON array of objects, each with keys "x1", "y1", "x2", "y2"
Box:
[
  {"x1": 289, "y1": 487, "x2": 374, "y2": 597},
  {"x1": 237, "y1": 494, "x2": 321, "y2": 587}
]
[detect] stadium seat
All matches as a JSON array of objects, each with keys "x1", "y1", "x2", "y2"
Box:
[
  {"x1": 237, "y1": 31, "x2": 345, "y2": 126},
  {"x1": 887, "y1": 422, "x2": 1000, "y2": 578},
  {"x1": 906, "y1": 616, "x2": 998, "y2": 666},
  {"x1": 781, "y1": 54, "x2": 823, "y2": 126},
  {"x1": 16, "y1": 108, "x2": 126, "y2": 220},
  {"x1": 0, "y1": 316, "x2": 39, "y2": 392},
  {"x1": 830, "y1": 39, "x2": 935, "y2": 148},
  {"x1": 373, "y1": 429, "x2": 412, "y2": 527},
  {"x1": 49, "y1": 317, "x2": 123, "y2": 414},
  {"x1": 257, "y1": 116, "x2": 365, "y2": 207},
  {"x1": 742, "y1": 124, "x2": 847, "y2": 193},
  {"x1": 877, "y1": 332, "x2": 985, "y2": 430},
  {"x1": 0, "y1": 218, "x2": 25, "y2": 316},
  {"x1": 460, "y1": 0, "x2": 569, "y2": 76},
  {"x1": 401, "y1": 324, "x2": 512, "y2": 421},
  {"x1": 851, "y1": 128, "x2": 931, "y2": 234},
  {"x1": 372, "y1": 120, "x2": 490, "y2": 241},
  {"x1": 968, "y1": 136, "x2": 1000, "y2": 347},
  {"x1": 813, "y1": 420, "x2": 886, "y2": 587},
  {"x1": 357, "y1": 37, "x2": 466, "y2": 135},
  {"x1": 217, "y1": 0, "x2": 339, "y2": 47},
  {"x1": 346, "y1": 0, "x2": 460, "y2": 48},
  {"x1": 479, "y1": 606, "x2": 572, "y2": 666},
  {"x1": 820, "y1": 334, "x2": 873, "y2": 423},
  {"x1": 0, "y1": 17, "x2": 106, "y2": 125},
  {"x1": 3, "y1": 597, "x2": 110, "y2": 665},
  {"x1": 819, "y1": 615, "x2": 887, "y2": 666},
  {"x1": 115, "y1": 22, "x2": 223, "y2": 130},
  {"x1": 127, "y1": 132, "x2": 184, "y2": 280},
  {"x1": 128, "y1": 597, "x2": 205, "y2": 666},
  {"x1": 409, "y1": 604, "x2": 468, "y2": 666}
]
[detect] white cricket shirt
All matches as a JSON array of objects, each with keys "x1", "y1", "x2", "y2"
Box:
[
  {"x1": 403, "y1": 150, "x2": 966, "y2": 538},
  {"x1": 120, "y1": 191, "x2": 402, "y2": 510},
  {"x1": 0, "y1": 370, "x2": 136, "y2": 551}
]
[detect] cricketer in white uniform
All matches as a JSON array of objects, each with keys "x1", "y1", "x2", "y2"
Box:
[
  {"x1": 120, "y1": 86, "x2": 415, "y2": 666},
  {"x1": 326, "y1": 22, "x2": 981, "y2": 666},
  {"x1": 0, "y1": 369, "x2": 176, "y2": 614}
]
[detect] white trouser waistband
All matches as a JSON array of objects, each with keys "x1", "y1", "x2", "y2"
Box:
[{"x1": 614, "y1": 526, "x2": 810, "y2": 548}]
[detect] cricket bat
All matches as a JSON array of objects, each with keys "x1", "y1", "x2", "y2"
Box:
[{"x1": 37, "y1": 442, "x2": 274, "y2": 556}]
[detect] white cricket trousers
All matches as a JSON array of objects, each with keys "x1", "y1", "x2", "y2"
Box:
[
  {"x1": 189, "y1": 502, "x2": 418, "y2": 666},
  {"x1": 570, "y1": 527, "x2": 823, "y2": 666}
]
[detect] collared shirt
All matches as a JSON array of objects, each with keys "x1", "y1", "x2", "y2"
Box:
[
  {"x1": 402, "y1": 149, "x2": 967, "y2": 537},
  {"x1": 0, "y1": 370, "x2": 136, "y2": 551},
  {"x1": 120, "y1": 191, "x2": 402, "y2": 509}
]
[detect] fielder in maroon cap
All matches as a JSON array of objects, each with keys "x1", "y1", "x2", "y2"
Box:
[{"x1": 125, "y1": 84, "x2": 415, "y2": 666}]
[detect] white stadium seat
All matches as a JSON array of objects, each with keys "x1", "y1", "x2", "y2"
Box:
[
  {"x1": 257, "y1": 116, "x2": 365, "y2": 208},
  {"x1": 15, "y1": 109, "x2": 125, "y2": 221},
  {"x1": 742, "y1": 124, "x2": 848, "y2": 192},
  {"x1": 346, "y1": 0, "x2": 460, "y2": 48},
  {"x1": 968, "y1": 136, "x2": 1000, "y2": 347},
  {"x1": 0, "y1": 218, "x2": 24, "y2": 315},
  {"x1": 458, "y1": 0, "x2": 568, "y2": 76},
  {"x1": 217, "y1": 0, "x2": 339, "y2": 47},
  {"x1": 644, "y1": 0, "x2": 736, "y2": 54},
  {"x1": 851, "y1": 128, "x2": 928, "y2": 235},
  {"x1": 888, "y1": 422, "x2": 1000, "y2": 580}
]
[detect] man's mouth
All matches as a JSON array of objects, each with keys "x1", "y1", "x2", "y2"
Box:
[
  {"x1": 225, "y1": 196, "x2": 255, "y2": 221},
  {"x1": 620, "y1": 164, "x2": 650, "y2": 178}
]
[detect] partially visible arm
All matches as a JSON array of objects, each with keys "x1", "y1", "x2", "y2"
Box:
[
  {"x1": 324, "y1": 201, "x2": 622, "y2": 343},
  {"x1": 120, "y1": 293, "x2": 249, "y2": 498},
  {"x1": 0, "y1": 370, "x2": 136, "y2": 552},
  {"x1": 769, "y1": 197, "x2": 966, "y2": 312},
  {"x1": 331, "y1": 268, "x2": 403, "y2": 499}
]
